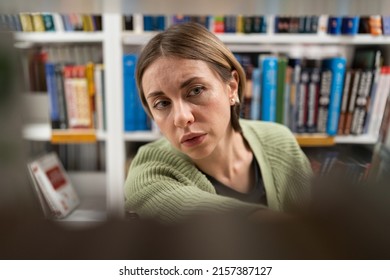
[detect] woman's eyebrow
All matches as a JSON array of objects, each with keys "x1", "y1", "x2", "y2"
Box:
[
  {"x1": 179, "y1": 77, "x2": 200, "y2": 89},
  {"x1": 146, "y1": 91, "x2": 164, "y2": 100}
]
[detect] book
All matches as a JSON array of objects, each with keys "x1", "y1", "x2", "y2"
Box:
[
  {"x1": 31, "y1": 13, "x2": 45, "y2": 32},
  {"x1": 369, "y1": 15, "x2": 382, "y2": 36},
  {"x1": 327, "y1": 16, "x2": 342, "y2": 35},
  {"x1": 259, "y1": 55, "x2": 278, "y2": 122},
  {"x1": 123, "y1": 54, "x2": 149, "y2": 131},
  {"x1": 351, "y1": 70, "x2": 374, "y2": 135},
  {"x1": 344, "y1": 70, "x2": 361, "y2": 135},
  {"x1": 94, "y1": 64, "x2": 105, "y2": 131},
  {"x1": 323, "y1": 57, "x2": 347, "y2": 136},
  {"x1": 341, "y1": 16, "x2": 360, "y2": 35},
  {"x1": 306, "y1": 59, "x2": 322, "y2": 133},
  {"x1": 297, "y1": 63, "x2": 310, "y2": 133},
  {"x1": 19, "y1": 13, "x2": 34, "y2": 32},
  {"x1": 287, "y1": 58, "x2": 302, "y2": 132},
  {"x1": 123, "y1": 15, "x2": 133, "y2": 30},
  {"x1": 250, "y1": 68, "x2": 261, "y2": 120},
  {"x1": 27, "y1": 152, "x2": 80, "y2": 219},
  {"x1": 276, "y1": 56, "x2": 287, "y2": 124},
  {"x1": 317, "y1": 66, "x2": 332, "y2": 133},
  {"x1": 45, "y1": 62, "x2": 61, "y2": 129},
  {"x1": 382, "y1": 16, "x2": 390, "y2": 35},
  {"x1": 367, "y1": 66, "x2": 390, "y2": 138},
  {"x1": 337, "y1": 69, "x2": 353, "y2": 135},
  {"x1": 42, "y1": 13, "x2": 55, "y2": 31}
]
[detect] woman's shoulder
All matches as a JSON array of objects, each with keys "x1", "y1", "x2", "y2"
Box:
[
  {"x1": 240, "y1": 119, "x2": 295, "y2": 141},
  {"x1": 130, "y1": 137, "x2": 191, "y2": 167}
]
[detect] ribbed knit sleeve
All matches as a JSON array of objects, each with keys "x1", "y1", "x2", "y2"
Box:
[{"x1": 124, "y1": 139, "x2": 263, "y2": 223}]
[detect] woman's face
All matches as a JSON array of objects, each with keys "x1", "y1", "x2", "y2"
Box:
[{"x1": 142, "y1": 57, "x2": 238, "y2": 160}]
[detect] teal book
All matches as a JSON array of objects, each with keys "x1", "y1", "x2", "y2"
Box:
[{"x1": 323, "y1": 57, "x2": 347, "y2": 136}]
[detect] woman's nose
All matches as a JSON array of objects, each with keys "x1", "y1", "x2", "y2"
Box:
[{"x1": 173, "y1": 102, "x2": 195, "y2": 128}]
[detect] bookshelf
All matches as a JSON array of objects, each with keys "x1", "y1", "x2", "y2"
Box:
[{"x1": 5, "y1": 1, "x2": 390, "y2": 222}]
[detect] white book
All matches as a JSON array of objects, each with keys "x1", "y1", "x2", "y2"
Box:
[{"x1": 27, "y1": 152, "x2": 80, "y2": 219}]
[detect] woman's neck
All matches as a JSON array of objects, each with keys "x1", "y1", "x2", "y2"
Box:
[{"x1": 193, "y1": 128, "x2": 253, "y2": 184}]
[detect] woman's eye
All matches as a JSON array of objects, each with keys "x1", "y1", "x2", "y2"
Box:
[
  {"x1": 153, "y1": 100, "x2": 170, "y2": 110},
  {"x1": 188, "y1": 86, "x2": 204, "y2": 97}
]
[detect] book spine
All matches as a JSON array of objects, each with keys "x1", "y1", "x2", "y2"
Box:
[
  {"x1": 368, "y1": 67, "x2": 390, "y2": 138},
  {"x1": 351, "y1": 70, "x2": 374, "y2": 135},
  {"x1": 307, "y1": 66, "x2": 321, "y2": 133},
  {"x1": 337, "y1": 70, "x2": 352, "y2": 135},
  {"x1": 297, "y1": 68, "x2": 309, "y2": 133},
  {"x1": 94, "y1": 64, "x2": 105, "y2": 131},
  {"x1": 45, "y1": 62, "x2": 61, "y2": 129},
  {"x1": 19, "y1": 13, "x2": 34, "y2": 32},
  {"x1": 250, "y1": 68, "x2": 261, "y2": 120},
  {"x1": 317, "y1": 69, "x2": 332, "y2": 133},
  {"x1": 288, "y1": 58, "x2": 302, "y2": 132},
  {"x1": 31, "y1": 13, "x2": 45, "y2": 32},
  {"x1": 325, "y1": 57, "x2": 347, "y2": 136},
  {"x1": 260, "y1": 56, "x2": 278, "y2": 122},
  {"x1": 344, "y1": 70, "x2": 361, "y2": 135},
  {"x1": 123, "y1": 15, "x2": 133, "y2": 30},
  {"x1": 283, "y1": 67, "x2": 292, "y2": 126},
  {"x1": 276, "y1": 56, "x2": 287, "y2": 124},
  {"x1": 123, "y1": 54, "x2": 138, "y2": 131},
  {"x1": 363, "y1": 66, "x2": 381, "y2": 134},
  {"x1": 54, "y1": 63, "x2": 68, "y2": 129},
  {"x1": 42, "y1": 13, "x2": 55, "y2": 31}
]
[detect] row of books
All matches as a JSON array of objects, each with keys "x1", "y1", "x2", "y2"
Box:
[
  {"x1": 45, "y1": 61, "x2": 106, "y2": 131},
  {"x1": 23, "y1": 45, "x2": 102, "y2": 92},
  {"x1": 236, "y1": 47, "x2": 389, "y2": 137},
  {"x1": 124, "y1": 14, "x2": 267, "y2": 33},
  {"x1": 0, "y1": 13, "x2": 102, "y2": 32},
  {"x1": 123, "y1": 14, "x2": 390, "y2": 36}
]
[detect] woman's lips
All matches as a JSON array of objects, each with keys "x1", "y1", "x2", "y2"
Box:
[{"x1": 181, "y1": 134, "x2": 207, "y2": 147}]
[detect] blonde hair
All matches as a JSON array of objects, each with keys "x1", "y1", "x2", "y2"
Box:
[{"x1": 135, "y1": 22, "x2": 246, "y2": 132}]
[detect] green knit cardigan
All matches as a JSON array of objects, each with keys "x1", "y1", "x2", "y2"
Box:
[{"x1": 124, "y1": 119, "x2": 312, "y2": 223}]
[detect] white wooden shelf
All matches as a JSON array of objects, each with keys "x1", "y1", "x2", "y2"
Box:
[
  {"x1": 14, "y1": 32, "x2": 104, "y2": 43},
  {"x1": 122, "y1": 32, "x2": 390, "y2": 46},
  {"x1": 124, "y1": 131, "x2": 162, "y2": 142},
  {"x1": 335, "y1": 134, "x2": 378, "y2": 145},
  {"x1": 22, "y1": 123, "x2": 107, "y2": 141}
]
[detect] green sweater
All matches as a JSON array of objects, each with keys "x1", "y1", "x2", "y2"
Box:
[{"x1": 124, "y1": 120, "x2": 312, "y2": 223}]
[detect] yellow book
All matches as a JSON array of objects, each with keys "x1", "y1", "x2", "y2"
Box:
[
  {"x1": 19, "y1": 13, "x2": 34, "y2": 32},
  {"x1": 31, "y1": 13, "x2": 45, "y2": 31},
  {"x1": 85, "y1": 62, "x2": 96, "y2": 128},
  {"x1": 236, "y1": 15, "x2": 244, "y2": 33},
  {"x1": 82, "y1": 14, "x2": 93, "y2": 31}
]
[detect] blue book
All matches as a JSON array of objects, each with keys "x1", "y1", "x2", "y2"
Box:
[
  {"x1": 341, "y1": 16, "x2": 360, "y2": 35},
  {"x1": 382, "y1": 16, "x2": 390, "y2": 35},
  {"x1": 123, "y1": 54, "x2": 149, "y2": 131},
  {"x1": 327, "y1": 16, "x2": 342, "y2": 35},
  {"x1": 260, "y1": 56, "x2": 278, "y2": 122},
  {"x1": 250, "y1": 68, "x2": 261, "y2": 120},
  {"x1": 123, "y1": 54, "x2": 138, "y2": 131},
  {"x1": 45, "y1": 62, "x2": 60, "y2": 129},
  {"x1": 143, "y1": 15, "x2": 165, "y2": 31},
  {"x1": 323, "y1": 57, "x2": 347, "y2": 135}
]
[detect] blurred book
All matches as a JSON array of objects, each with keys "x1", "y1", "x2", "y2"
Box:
[{"x1": 27, "y1": 152, "x2": 80, "y2": 219}]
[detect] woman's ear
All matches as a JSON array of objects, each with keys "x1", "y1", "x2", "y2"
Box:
[{"x1": 228, "y1": 70, "x2": 240, "y2": 102}]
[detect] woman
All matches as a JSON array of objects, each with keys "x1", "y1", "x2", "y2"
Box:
[{"x1": 124, "y1": 22, "x2": 312, "y2": 223}]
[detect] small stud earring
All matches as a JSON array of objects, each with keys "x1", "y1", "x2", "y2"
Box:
[{"x1": 230, "y1": 98, "x2": 235, "y2": 105}]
